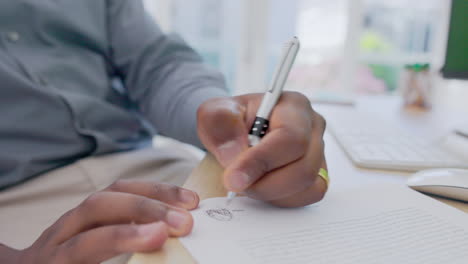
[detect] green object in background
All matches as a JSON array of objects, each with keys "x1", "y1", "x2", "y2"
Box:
[
  {"x1": 368, "y1": 64, "x2": 398, "y2": 92},
  {"x1": 360, "y1": 32, "x2": 392, "y2": 53},
  {"x1": 442, "y1": 0, "x2": 468, "y2": 79},
  {"x1": 405, "y1": 63, "x2": 430, "y2": 72},
  {"x1": 360, "y1": 32, "x2": 397, "y2": 92}
]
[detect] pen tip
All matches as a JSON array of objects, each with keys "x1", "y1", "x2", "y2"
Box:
[{"x1": 226, "y1": 192, "x2": 237, "y2": 207}]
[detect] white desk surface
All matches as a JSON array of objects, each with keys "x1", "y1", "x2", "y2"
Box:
[{"x1": 315, "y1": 95, "x2": 468, "y2": 196}]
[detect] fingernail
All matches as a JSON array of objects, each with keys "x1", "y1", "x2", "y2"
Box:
[
  {"x1": 228, "y1": 171, "x2": 250, "y2": 191},
  {"x1": 166, "y1": 211, "x2": 189, "y2": 229},
  {"x1": 179, "y1": 189, "x2": 196, "y2": 204},
  {"x1": 217, "y1": 140, "x2": 242, "y2": 167}
]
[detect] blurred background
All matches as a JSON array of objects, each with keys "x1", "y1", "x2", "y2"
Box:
[{"x1": 143, "y1": 0, "x2": 467, "y2": 106}]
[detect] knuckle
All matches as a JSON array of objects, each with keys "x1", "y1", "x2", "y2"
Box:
[
  {"x1": 134, "y1": 197, "x2": 150, "y2": 214},
  {"x1": 107, "y1": 179, "x2": 129, "y2": 192},
  {"x1": 196, "y1": 99, "x2": 211, "y2": 121},
  {"x1": 60, "y1": 208, "x2": 75, "y2": 220},
  {"x1": 286, "y1": 91, "x2": 310, "y2": 106},
  {"x1": 197, "y1": 98, "x2": 245, "y2": 144},
  {"x1": 197, "y1": 98, "x2": 238, "y2": 122},
  {"x1": 152, "y1": 182, "x2": 179, "y2": 201},
  {"x1": 168, "y1": 184, "x2": 182, "y2": 199},
  {"x1": 80, "y1": 192, "x2": 105, "y2": 212},
  {"x1": 197, "y1": 97, "x2": 220, "y2": 113},
  {"x1": 153, "y1": 202, "x2": 170, "y2": 219},
  {"x1": 150, "y1": 182, "x2": 163, "y2": 196},
  {"x1": 133, "y1": 197, "x2": 168, "y2": 219},
  {"x1": 313, "y1": 112, "x2": 327, "y2": 130},
  {"x1": 48, "y1": 209, "x2": 74, "y2": 236},
  {"x1": 111, "y1": 226, "x2": 138, "y2": 241}
]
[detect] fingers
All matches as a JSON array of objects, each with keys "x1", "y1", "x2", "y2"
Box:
[
  {"x1": 224, "y1": 95, "x2": 325, "y2": 194},
  {"x1": 56, "y1": 222, "x2": 168, "y2": 264},
  {"x1": 269, "y1": 171, "x2": 328, "y2": 208},
  {"x1": 197, "y1": 97, "x2": 250, "y2": 167},
  {"x1": 223, "y1": 125, "x2": 310, "y2": 192},
  {"x1": 245, "y1": 129, "x2": 325, "y2": 201},
  {"x1": 198, "y1": 92, "x2": 328, "y2": 208},
  {"x1": 268, "y1": 154, "x2": 328, "y2": 207},
  {"x1": 27, "y1": 181, "x2": 199, "y2": 264},
  {"x1": 53, "y1": 192, "x2": 193, "y2": 244},
  {"x1": 105, "y1": 180, "x2": 199, "y2": 210},
  {"x1": 223, "y1": 92, "x2": 316, "y2": 192},
  {"x1": 265, "y1": 143, "x2": 328, "y2": 208}
]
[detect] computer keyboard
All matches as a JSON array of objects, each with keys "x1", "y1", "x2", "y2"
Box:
[{"x1": 327, "y1": 116, "x2": 468, "y2": 171}]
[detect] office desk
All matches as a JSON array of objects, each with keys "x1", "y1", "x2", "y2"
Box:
[{"x1": 128, "y1": 95, "x2": 468, "y2": 264}]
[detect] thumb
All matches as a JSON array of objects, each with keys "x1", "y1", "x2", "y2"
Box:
[{"x1": 197, "y1": 98, "x2": 249, "y2": 167}]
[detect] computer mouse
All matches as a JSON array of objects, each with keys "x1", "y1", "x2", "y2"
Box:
[{"x1": 407, "y1": 168, "x2": 468, "y2": 202}]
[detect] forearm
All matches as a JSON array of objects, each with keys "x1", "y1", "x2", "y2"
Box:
[
  {"x1": 107, "y1": 0, "x2": 229, "y2": 147},
  {"x1": 122, "y1": 43, "x2": 229, "y2": 146},
  {"x1": 139, "y1": 61, "x2": 229, "y2": 147}
]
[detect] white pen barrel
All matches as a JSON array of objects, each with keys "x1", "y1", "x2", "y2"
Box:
[
  {"x1": 256, "y1": 92, "x2": 278, "y2": 119},
  {"x1": 257, "y1": 38, "x2": 300, "y2": 119},
  {"x1": 249, "y1": 37, "x2": 300, "y2": 145}
]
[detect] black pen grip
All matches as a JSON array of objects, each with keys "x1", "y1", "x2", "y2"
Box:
[{"x1": 249, "y1": 117, "x2": 269, "y2": 138}]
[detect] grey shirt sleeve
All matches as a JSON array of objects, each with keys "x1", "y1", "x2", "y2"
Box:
[{"x1": 106, "y1": 0, "x2": 229, "y2": 148}]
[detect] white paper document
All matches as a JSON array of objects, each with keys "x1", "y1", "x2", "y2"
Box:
[{"x1": 180, "y1": 185, "x2": 468, "y2": 264}]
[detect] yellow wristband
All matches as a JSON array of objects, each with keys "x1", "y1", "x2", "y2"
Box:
[{"x1": 318, "y1": 168, "x2": 329, "y2": 187}]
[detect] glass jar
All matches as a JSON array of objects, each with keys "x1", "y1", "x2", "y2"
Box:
[{"x1": 401, "y1": 64, "x2": 432, "y2": 110}]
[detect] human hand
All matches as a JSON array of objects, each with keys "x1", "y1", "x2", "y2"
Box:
[
  {"x1": 197, "y1": 92, "x2": 328, "y2": 208},
  {"x1": 0, "y1": 180, "x2": 199, "y2": 264}
]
